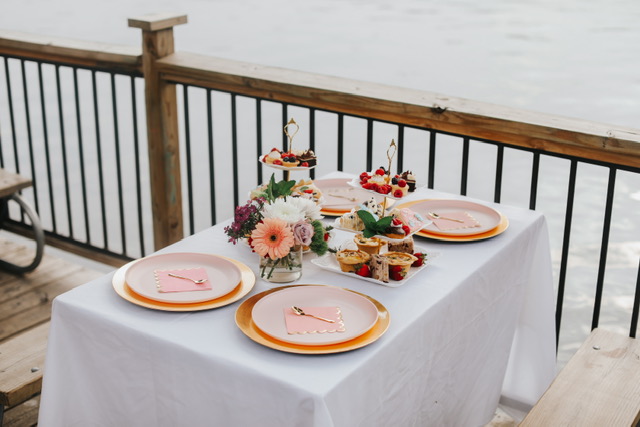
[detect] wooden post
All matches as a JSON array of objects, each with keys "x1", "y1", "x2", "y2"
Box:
[{"x1": 129, "y1": 13, "x2": 187, "y2": 250}]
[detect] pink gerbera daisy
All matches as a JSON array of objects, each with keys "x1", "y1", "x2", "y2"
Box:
[{"x1": 250, "y1": 218, "x2": 295, "y2": 260}]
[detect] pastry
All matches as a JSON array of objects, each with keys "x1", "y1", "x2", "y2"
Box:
[
  {"x1": 336, "y1": 249, "x2": 371, "y2": 273},
  {"x1": 381, "y1": 251, "x2": 418, "y2": 280},
  {"x1": 354, "y1": 234, "x2": 385, "y2": 255},
  {"x1": 291, "y1": 179, "x2": 323, "y2": 203},
  {"x1": 387, "y1": 237, "x2": 414, "y2": 254},
  {"x1": 400, "y1": 171, "x2": 417, "y2": 192},
  {"x1": 369, "y1": 254, "x2": 389, "y2": 283},
  {"x1": 296, "y1": 149, "x2": 317, "y2": 167},
  {"x1": 339, "y1": 211, "x2": 365, "y2": 231}
]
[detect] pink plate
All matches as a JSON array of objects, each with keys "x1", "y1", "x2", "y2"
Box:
[
  {"x1": 125, "y1": 253, "x2": 241, "y2": 304},
  {"x1": 314, "y1": 178, "x2": 390, "y2": 215},
  {"x1": 251, "y1": 285, "x2": 379, "y2": 346},
  {"x1": 413, "y1": 199, "x2": 502, "y2": 236}
]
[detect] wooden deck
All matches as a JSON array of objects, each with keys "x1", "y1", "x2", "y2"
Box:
[{"x1": 0, "y1": 237, "x2": 104, "y2": 426}]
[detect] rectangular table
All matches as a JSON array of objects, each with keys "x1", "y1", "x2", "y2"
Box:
[{"x1": 38, "y1": 179, "x2": 556, "y2": 426}]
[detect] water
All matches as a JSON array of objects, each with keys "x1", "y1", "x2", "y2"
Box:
[{"x1": 1, "y1": 0, "x2": 639, "y2": 366}]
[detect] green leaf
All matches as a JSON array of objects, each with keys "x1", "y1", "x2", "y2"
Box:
[
  {"x1": 263, "y1": 174, "x2": 296, "y2": 202},
  {"x1": 356, "y1": 210, "x2": 392, "y2": 238}
]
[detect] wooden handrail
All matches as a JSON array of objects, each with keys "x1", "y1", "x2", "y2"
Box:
[
  {"x1": 157, "y1": 51, "x2": 640, "y2": 169},
  {"x1": 0, "y1": 30, "x2": 142, "y2": 74}
]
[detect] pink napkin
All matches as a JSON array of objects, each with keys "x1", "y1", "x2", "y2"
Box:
[
  {"x1": 283, "y1": 307, "x2": 346, "y2": 335},
  {"x1": 154, "y1": 268, "x2": 212, "y2": 293},
  {"x1": 431, "y1": 211, "x2": 481, "y2": 231}
]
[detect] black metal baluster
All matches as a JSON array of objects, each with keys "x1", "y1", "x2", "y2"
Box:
[
  {"x1": 309, "y1": 108, "x2": 316, "y2": 180},
  {"x1": 130, "y1": 76, "x2": 145, "y2": 257},
  {"x1": 396, "y1": 125, "x2": 404, "y2": 173},
  {"x1": 460, "y1": 137, "x2": 470, "y2": 196},
  {"x1": 556, "y1": 159, "x2": 578, "y2": 350},
  {"x1": 591, "y1": 167, "x2": 617, "y2": 330},
  {"x1": 630, "y1": 258, "x2": 640, "y2": 338},
  {"x1": 207, "y1": 89, "x2": 217, "y2": 225},
  {"x1": 37, "y1": 62, "x2": 56, "y2": 232},
  {"x1": 529, "y1": 152, "x2": 540, "y2": 210},
  {"x1": 428, "y1": 131, "x2": 436, "y2": 189},
  {"x1": 3, "y1": 58, "x2": 19, "y2": 172},
  {"x1": 255, "y1": 99, "x2": 263, "y2": 184},
  {"x1": 494, "y1": 145, "x2": 504, "y2": 203},
  {"x1": 337, "y1": 113, "x2": 344, "y2": 171},
  {"x1": 73, "y1": 68, "x2": 91, "y2": 245},
  {"x1": 231, "y1": 94, "x2": 239, "y2": 207},
  {"x1": 183, "y1": 85, "x2": 194, "y2": 236},
  {"x1": 366, "y1": 119, "x2": 373, "y2": 172},
  {"x1": 91, "y1": 70, "x2": 108, "y2": 248},
  {"x1": 55, "y1": 65, "x2": 73, "y2": 238},
  {"x1": 21, "y1": 60, "x2": 39, "y2": 215},
  {"x1": 110, "y1": 73, "x2": 126, "y2": 254}
]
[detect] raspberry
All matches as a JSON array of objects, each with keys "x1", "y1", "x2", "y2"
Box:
[
  {"x1": 402, "y1": 225, "x2": 410, "y2": 235},
  {"x1": 371, "y1": 183, "x2": 380, "y2": 193},
  {"x1": 273, "y1": 159, "x2": 283, "y2": 165},
  {"x1": 392, "y1": 218, "x2": 402, "y2": 226},
  {"x1": 362, "y1": 182, "x2": 373, "y2": 190},
  {"x1": 301, "y1": 162, "x2": 309, "y2": 167},
  {"x1": 398, "y1": 179, "x2": 407, "y2": 188},
  {"x1": 360, "y1": 177, "x2": 369, "y2": 184},
  {"x1": 393, "y1": 189, "x2": 403, "y2": 198},
  {"x1": 360, "y1": 172, "x2": 371, "y2": 180},
  {"x1": 375, "y1": 168, "x2": 385, "y2": 176}
]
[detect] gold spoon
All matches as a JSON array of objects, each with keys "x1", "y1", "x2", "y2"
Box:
[
  {"x1": 428, "y1": 212, "x2": 465, "y2": 223},
  {"x1": 291, "y1": 306, "x2": 335, "y2": 323},
  {"x1": 167, "y1": 273, "x2": 208, "y2": 284}
]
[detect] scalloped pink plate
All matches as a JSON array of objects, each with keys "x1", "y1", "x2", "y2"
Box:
[
  {"x1": 125, "y1": 252, "x2": 241, "y2": 304},
  {"x1": 251, "y1": 285, "x2": 379, "y2": 346}
]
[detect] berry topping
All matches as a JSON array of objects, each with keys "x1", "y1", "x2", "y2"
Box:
[
  {"x1": 412, "y1": 253, "x2": 426, "y2": 267},
  {"x1": 360, "y1": 172, "x2": 371, "y2": 180},
  {"x1": 273, "y1": 159, "x2": 283, "y2": 165},
  {"x1": 402, "y1": 225, "x2": 411, "y2": 235},
  {"x1": 393, "y1": 189, "x2": 403, "y2": 198},
  {"x1": 392, "y1": 217, "x2": 402, "y2": 226},
  {"x1": 391, "y1": 177, "x2": 398, "y2": 185},
  {"x1": 398, "y1": 179, "x2": 407, "y2": 188},
  {"x1": 300, "y1": 162, "x2": 309, "y2": 167},
  {"x1": 375, "y1": 168, "x2": 385, "y2": 176}
]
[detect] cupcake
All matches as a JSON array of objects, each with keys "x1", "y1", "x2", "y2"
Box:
[
  {"x1": 381, "y1": 251, "x2": 418, "y2": 280},
  {"x1": 353, "y1": 234, "x2": 385, "y2": 255},
  {"x1": 336, "y1": 249, "x2": 371, "y2": 273}
]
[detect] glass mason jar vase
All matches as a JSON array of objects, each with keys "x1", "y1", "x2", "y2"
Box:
[{"x1": 258, "y1": 246, "x2": 303, "y2": 283}]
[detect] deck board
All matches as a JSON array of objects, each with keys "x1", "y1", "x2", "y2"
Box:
[{"x1": 0, "y1": 237, "x2": 104, "y2": 426}]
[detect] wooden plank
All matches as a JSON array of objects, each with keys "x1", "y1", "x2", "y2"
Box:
[
  {"x1": 2, "y1": 395, "x2": 40, "y2": 427},
  {"x1": 0, "y1": 323, "x2": 48, "y2": 407},
  {"x1": 0, "y1": 30, "x2": 141, "y2": 74},
  {"x1": 157, "y1": 52, "x2": 640, "y2": 169},
  {"x1": 0, "y1": 170, "x2": 31, "y2": 199},
  {"x1": 128, "y1": 13, "x2": 188, "y2": 32},
  {"x1": 521, "y1": 328, "x2": 640, "y2": 426}
]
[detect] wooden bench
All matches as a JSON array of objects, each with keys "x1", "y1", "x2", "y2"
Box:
[
  {"x1": 0, "y1": 169, "x2": 44, "y2": 274},
  {"x1": 520, "y1": 328, "x2": 640, "y2": 426},
  {"x1": 0, "y1": 238, "x2": 103, "y2": 426}
]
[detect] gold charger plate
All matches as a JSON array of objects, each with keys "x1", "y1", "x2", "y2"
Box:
[
  {"x1": 397, "y1": 200, "x2": 509, "y2": 242},
  {"x1": 112, "y1": 255, "x2": 255, "y2": 311},
  {"x1": 235, "y1": 284, "x2": 390, "y2": 354}
]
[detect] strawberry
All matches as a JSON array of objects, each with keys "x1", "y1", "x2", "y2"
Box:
[
  {"x1": 412, "y1": 253, "x2": 426, "y2": 267},
  {"x1": 300, "y1": 162, "x2": 309, "y2": 167},
  {"x1": 273, "y1": 159, "x2": 283, "y2": 165},
  {"x1": 356, "y1": 264, "x2": 371, "y2": 278},
  {"x1": 402, "y1": 225, "x2": 410, "y2": 235},
  {"x1": 375, "y1": 168, "x2": 385, "y2": 176},
  {"x1": 324, "y1": 232, "x2": 330, "y2": 241},
  {"x1": 390, "y1": 265, "x2": 405, "y2": 281},
  {"x1": 393, "y1": 189, "x2": 403, "y2": 198},
  {"x1": 398, "y1": 179, "x2": 407, "y2": 188}
]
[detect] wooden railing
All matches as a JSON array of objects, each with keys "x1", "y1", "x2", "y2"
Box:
[{"x1": 1, "y1": 13, "x2": 639, "y2": 348}]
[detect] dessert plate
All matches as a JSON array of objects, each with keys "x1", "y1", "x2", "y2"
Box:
[
  {"x1": 250, "y1": 285, "x2": 379, "y2": 346},
  {"x1": 258, "y1": 156, "x2": 316, "y2": 171},
  {"x1": 311, "y1": 242, "x2": 439, "y2": 288},
  {"x1": 236, "y1": 285, "x2": 390, "y2": 354},
  {"x1": 313, "y1": 178, "x2": 393, "y2": 215},
  {"x1": 125, "y1": 252, "x2": 241, "y2": 304},
  {"x1": 112, "y1": 256, "x2": 255, "y2": 311}
]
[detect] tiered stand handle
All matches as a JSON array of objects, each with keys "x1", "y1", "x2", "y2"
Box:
[{"x1": 282, "y1": 118, "x2": 300, "y2": 182}]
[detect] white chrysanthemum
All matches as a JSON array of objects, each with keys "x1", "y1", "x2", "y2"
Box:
[
  {"x1": 262, "y1": 198, "x2": 306, "y2": 224},
  {"x1": 287, "y1": 197, "x2": 323, "y2": 220}
]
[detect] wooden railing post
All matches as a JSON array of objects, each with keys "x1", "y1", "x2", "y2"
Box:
[{"x1": 128, "y1": 13, "x2": 187, "y2": 250}]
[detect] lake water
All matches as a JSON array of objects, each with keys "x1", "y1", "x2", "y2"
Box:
[{"x1": 1, "y1": 0, "x2": 639, "y2": 366}]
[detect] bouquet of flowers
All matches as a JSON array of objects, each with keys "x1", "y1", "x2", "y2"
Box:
[{"x1": 224, "y1": 175, "x2": 331, "y2": 280}]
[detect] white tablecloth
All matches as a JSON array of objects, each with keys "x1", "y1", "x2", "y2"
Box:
[{"x1": 38, "y1": 177, "x2": 556, "y2": 427}]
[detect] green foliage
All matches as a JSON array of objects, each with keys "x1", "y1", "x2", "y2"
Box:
[
  {"x1": 263, "y1": 174, "x2": 296, "y2": 203},
  {"x1": 356, "y1": 210, "x2": 392, "y2": 238}
]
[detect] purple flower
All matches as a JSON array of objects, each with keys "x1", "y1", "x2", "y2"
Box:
[{"x1": 292, "y1": 221, "x2": 314, "y2": 246}]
